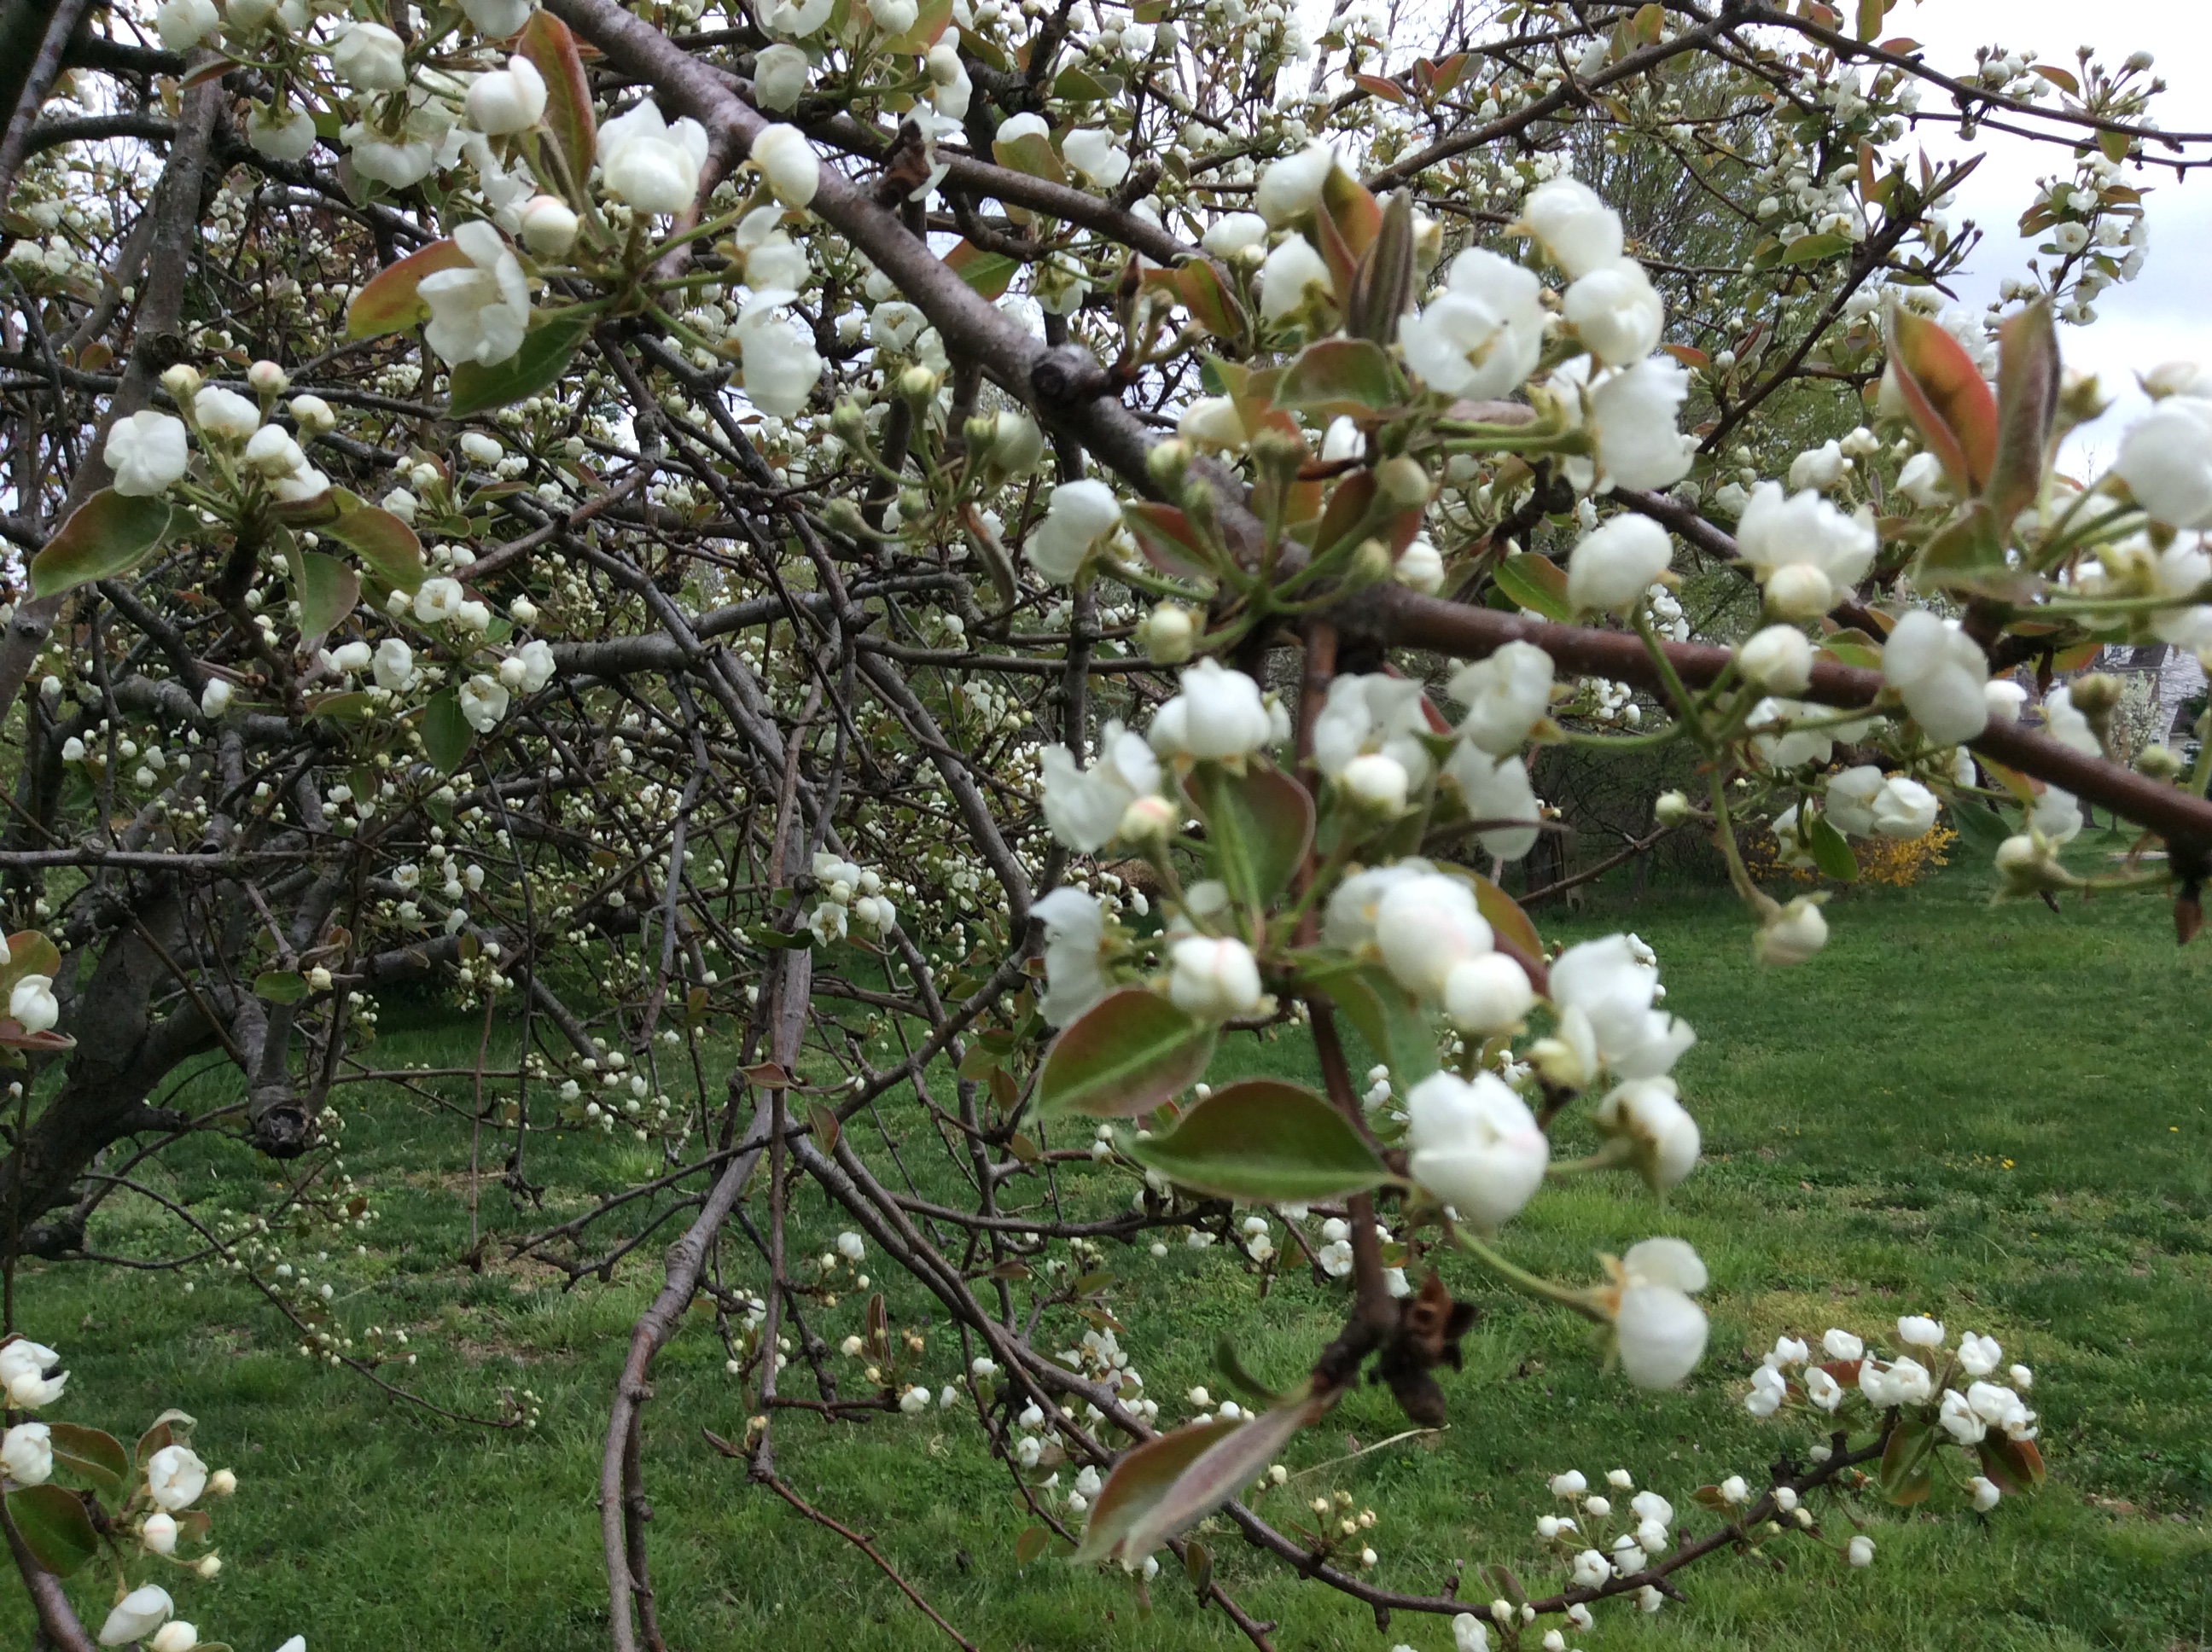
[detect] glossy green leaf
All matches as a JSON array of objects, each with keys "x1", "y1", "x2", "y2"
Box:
[
  {"x1": 1888, "y1": 305, "x2": 1997, "y2": 496},
  {"x1": 5, "y1": 1486, "x2": 98, "y2": 1578},
  {"x1": 518, "y1": 10, "x2": 595, "y2": 179},
  {"x1": 1074, "y1": 1420, "x2": 1242, "y2": 1563},
  {"x1": 346, "y1": 239, "x2": 470, "y2": 340},
  {"x1": 1273, "y1": 336, "x2": 1400, "y2": 417},
  {"x1": 319, "y1": 503, "x2": 426, "y2": 592},
  {"x1": 1038, "y1": 988, "x2": 1216, "y2": 1118},
  {"x1": 29, "y1": 489, "x2": 173, "y2": 598},
  {"x1": 1807, "y1": 811, "x2": 1860, "y2": 881},
  {"x1": 1118, "y1": 1398, "x2": 1325, "y2": 1563},
  {"x1": 448, "y1": 306, "x2": 594, "y2": 417},
  {"x1": 1185, "y1": 758, "x2": 1313, "y2": 911},
  {"x1": 295, "y1": 551, "x2": 359, "y2": 643},
  {"x1": 45, "y1": 1422, "x2": 128, "y2": 1499},
  {"x1": 1491, "y1": 552, "x2": 1570, "y2": 622},
  {"x1": 422, "y1": 688, "x2": 474, "y2": 774},
  {"x1": 1129, "y1": 1079, "x2": 1389, "y2": 1201}
]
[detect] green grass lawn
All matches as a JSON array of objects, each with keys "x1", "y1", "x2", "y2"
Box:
[{"x1": 6, "y1": 833, "x2": 2210, "y2": 1651}]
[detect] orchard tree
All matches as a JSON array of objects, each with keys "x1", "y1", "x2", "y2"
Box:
[{"x1": 0, "y1": 0, "x2": 2206, "y2": 1644}]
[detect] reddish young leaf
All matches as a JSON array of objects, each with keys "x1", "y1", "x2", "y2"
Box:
[
  {"x1": 1118, "y1": 1397, "x2": 1328, "y2": 1562},
  {"x1": 1988, "y1": 300, "x2": 2060, "y2": 524},
  {"x1": 1887, "y1": 306, "x2": 1997, "y2": 496},
  {"x1": 1074, "y1": 1420, "x2": 1243, "y2": 1563},
  {"x1": 1175, "y1": 259, "x2": 1248, "y2": 340},
  {"x1": 346, "y1": 240, "x2": 470, "y2": 340},
  {"x1": 1350, "y1": 73, "x2": 1409, "y2": 104},
  {"x1": 1123, "y1": 503, "x2": 1217, "y2": 580},
  {"x1": 1038, "y1": 988, "x2": 1217, "y2": 1118},
  {"x1": 520, "y1": 10, "x2": 597, "y2": 181}
]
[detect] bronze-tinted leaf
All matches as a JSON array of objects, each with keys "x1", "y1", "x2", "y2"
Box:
[{"x1": 1038, "y1": 988, "x2": 1216, "y2": 1118}]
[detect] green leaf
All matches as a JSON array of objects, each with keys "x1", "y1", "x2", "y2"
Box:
[
  {"x1": 518, "y1": 10, "x2": 595, "y2": 177},
  {"x1": 45, "y1": 1423, "x2": 127, "y2": 1499},
  {"x1": 1038, "y1": 988, "x2": 1216, "y2": 1118},
  {"x1": 1074, "y1": 1420, "x2": 1243, "y2": 1563},
  {"x1": 1118, "y1": 1398, "x2": 1326, "y2": 1563},
  {"x1": 1015, "y1": 1524, "x2": 1051, "y2": 1565},
  {"x1": 1491, "y1": 552, "x2": 1570, "y2": 622},
  {"x1": 295, "y1": 550, "x2": 359, "y2": 643},
  {"x1": 448, "y1": 306, "x2": 593, "y2": 417},
  {"x1": 422, "y1": 688, "x2": 474, "y2": 774},
  {"x1": 1129, "y1": 1079, "x2": 1388, "y2": 1202},
  {"x1": 943, "y1": 239, "x2": 1019, "y2": 301},
  {"x1": 29, "y1": 489, "x2": 173, "y2": 597},
  {"x1": 1879, "y1": 1415, "x2": 1936, "y2": 1505},
  {"x1": 1779, "y1": 230, "x2": 1852, "y2": 265},
  {"x1": 1807, "y1": 811, "x2": 1860, "y2": 881},
  {"x1": 5, "y1": 1486, "x2": 98, "y2": 1578},
  {"x1": 1272, "y1": 337, "x2": 1400, "y2": 417},
  {"x1": 1303, "y1": 959, "x2": 1437, "y2": 1084},
  {"x1": 346, "y1": 239, "x2": 471, "y2": 340},
  {"x1": 992, "y1": 123, "x2": 1066, "y2": 185},
  {"x1": 1184, "y1": 1538, "x2": 1213, "y2": 1597},
  {"x1": 0, "y1": 932, "x2": 62, "y2": 1006},
  {"x1": 253, "y1": 970, "x2": 310, "y2": 1004},
  {"x1": 1912, "y1": 499, "x2": 2010, "y2": 590},
  {"x1": 1888, "y1": 304, "x2": 1997, "y2": 496},
  {"x1": 319, "y1": 503, "x2": 426, "y2": 592},
  {"x1": 1214, "y1": 1334, "x2": 1287, "y2": 1405},
  {"x1": 1947, "y1": 798, "x2": 2017, "y2": 860},
  {"x1": 1185, "y1": 759, "x2": 1313, "y2": 912}
]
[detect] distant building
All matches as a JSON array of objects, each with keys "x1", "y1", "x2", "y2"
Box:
[{"x1": 2099, "y1": 643, "x2": 2206, "y2": 749}]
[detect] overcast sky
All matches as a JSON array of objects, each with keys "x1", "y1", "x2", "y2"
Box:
[{"x1": 1894, "y1": 0, "x2": 2212, "y2": 470}]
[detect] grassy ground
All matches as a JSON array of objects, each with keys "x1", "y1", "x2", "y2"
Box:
[{"x1": 4, "y1": 829, "x2": 2210, "y2": 1652}]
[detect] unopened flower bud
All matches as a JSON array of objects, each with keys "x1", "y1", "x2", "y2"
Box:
[
  {"x1": 207, "y1": 1469, "x2": 237, "y2": 1498},
  {"x1": 161, "y1": 364, "x2": 203, "y2": 401},
  {"x1": 898, "y1": 365, "x2": 940, "y2": 403},
  {"x1": 1653, "y1": 788, "x2": 1691, "y2": 827},
  {"x1": 2137, "y1": 742, "x2": 2184, "y2": 780},
  {"x1": 521, "y1": 195, "x2": 580, "y2": 259},
  {"x1": 1118, "y1": 793, "x2": 1178, "y2": 844},
  {"x1": 1351, "y1": 536, "x2": 1394, "y2": 585},
  {"x1": 1376, "y1": 454, "x2": 1433, "y2": 509},
  {"x1": 1146, "y1": 437, "x2": 1191, "y2": 492},
  {"x1": 898, "y1": 486, "x2": 928, "y2": 521},
  {"x1": 247, "y1": 359, "x2": 289, "y2": 397},
  {"x1": 2066, "y1": 671, "x2": 2122, "y2": 728},
  {"x1": 831, "y1": 399, "x2": 869, "y2": 445},
  {"x1": 963, "y1": 413, "x2": 1000, "y2": 454},
  {"x1": 1146, "y1": 602, "x2": 1196, "y2": 665}
]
